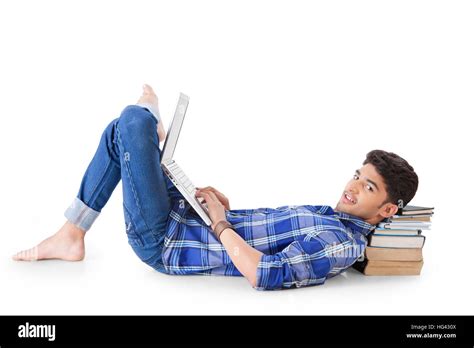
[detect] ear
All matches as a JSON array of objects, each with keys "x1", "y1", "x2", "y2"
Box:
[{"x1": 379, "y1": 202, "x2": 399, "y2": 218}]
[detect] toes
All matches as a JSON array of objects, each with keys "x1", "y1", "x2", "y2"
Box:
[
  {"x1": 143, "y1": 84, "x2": 155, "y2": 95},
  {"x1": 12, "y1": 251, "x2": 25, "y2": 261},
  {"x1": 12, "y1": 247, "x2": 38, "y2": 261}
]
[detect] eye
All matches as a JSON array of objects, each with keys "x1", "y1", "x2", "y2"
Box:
[
  {"x1": 366, "y1": 184, "x2": 373, "y2": 191},
  {"x1": 353, "y1": 174, "x2": 359, "y2": 180}
]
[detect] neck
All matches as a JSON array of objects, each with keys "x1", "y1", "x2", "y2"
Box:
[{"x1": 365, "y1": 215, "x2": 383, "y2": 225}]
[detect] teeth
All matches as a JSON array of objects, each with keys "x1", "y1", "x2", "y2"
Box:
[{"x1": 345, "y1": 193, "x2": 355, "y2": 204}]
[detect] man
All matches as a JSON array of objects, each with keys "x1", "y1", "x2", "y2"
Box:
[{"x1": 13, "y1": 85, "x2": 419, "y2": 291}]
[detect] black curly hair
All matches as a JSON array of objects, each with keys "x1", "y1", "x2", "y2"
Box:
[{"x1": 363, "y1": 150, "x2": 418, "y2": 208}]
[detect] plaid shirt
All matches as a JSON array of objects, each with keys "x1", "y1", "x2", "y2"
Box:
[{"x1": 161, "y1": 196, "x2": 375, "y2": 291}]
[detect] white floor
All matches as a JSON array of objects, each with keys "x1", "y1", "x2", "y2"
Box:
[{"x1": 2, "y1": 198, "x2": 472, "y2": 316}]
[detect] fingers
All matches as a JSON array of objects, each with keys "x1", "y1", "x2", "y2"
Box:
[
  {"x1": 196, "y1": 190, "x2": 227, "y2": 228},
  {"x1": 196, "y1": 190, "x2": 222, "y2": 206},
  {"x1": 206, "y1": 191, "x2": 221, "y2": 204},
  {"x1": 195, "y1": 190, "x2": 211, "y2": 203},
  {"x1": 196, "y1": 186, "x2": 230, "y2": 211},
  {"x1": 197, "y1": 186, "x2": 226, "y2": 198},
  {"x1": 197, "y1": 186, "x2": 220, "y2": 194},
  {"x1": 197, "y1": 186, "x2": 216, "y2": 193}
]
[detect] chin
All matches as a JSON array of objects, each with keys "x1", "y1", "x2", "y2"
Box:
[
  {"x1": 336, "y1": 202, "x2": 362, "y2": 218},
  {"x1": 335, "y1": 203, "x2": 352, "y2": 214}
]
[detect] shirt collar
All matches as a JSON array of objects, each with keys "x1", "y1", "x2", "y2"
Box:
[{"x1": 321, "y1": 206, "x2": 376, "y2": 236}]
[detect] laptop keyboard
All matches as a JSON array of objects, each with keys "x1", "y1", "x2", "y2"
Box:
[
  {"x1": 167, "y1": 162, "x2": 196, "y2": 194},
  {"x1": 165, "y1": 161, "x2": 208, "y2": 210}
]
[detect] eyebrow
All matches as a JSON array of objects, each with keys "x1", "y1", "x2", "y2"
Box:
[{"x1": 355, "y1": 169, "x2": 379, "y2": 191}]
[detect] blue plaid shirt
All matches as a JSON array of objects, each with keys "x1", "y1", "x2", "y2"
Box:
[{"x1": 160, "y1": 196, "x2": 375, "y2": 291}]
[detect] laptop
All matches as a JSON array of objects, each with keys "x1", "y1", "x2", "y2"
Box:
[{"x1": 160, "y1": 93, "x2": 212, "y2": 226}]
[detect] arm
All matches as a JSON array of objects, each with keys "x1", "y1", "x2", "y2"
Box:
[
  {"x1": 254, "y1": 239, "x2": 331, "y2": 290},
  {"x1": 219, "y1": 230, "x2": 331, "y2": 290},
  {"x1": 219, "y1": 227, "x2": 263, "y2": 288},
  {"x1": 195, "y1": 188, "x2": 334, "y2": 290},
  {"x1": 195, "y1": 188, "x2": 262, "y2": 287}
]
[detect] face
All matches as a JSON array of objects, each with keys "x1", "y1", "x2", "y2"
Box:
[{"x1": 335, "y1": 163, "x2": 399, "y2": 225}]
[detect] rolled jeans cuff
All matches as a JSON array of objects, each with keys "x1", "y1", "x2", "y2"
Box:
[
  {"x1": 136, "y1": 102, "x2": 161, "y2": 122},
  {"x1": 64, "y1": 197, "x2": 100, "y2": 232}
]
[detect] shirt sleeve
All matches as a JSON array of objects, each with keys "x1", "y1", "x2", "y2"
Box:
[{"x1": 253, "y1": 238, "x2": 332, "y2": 291}]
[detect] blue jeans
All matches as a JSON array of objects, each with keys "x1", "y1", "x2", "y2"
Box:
[{"x1": 64, "y1": 105, "x2": 184, "y2": 272}]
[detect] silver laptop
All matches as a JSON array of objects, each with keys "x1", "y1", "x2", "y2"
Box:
[{"x1": 160, "y1": 93, "x2": 212, "y2": 226}]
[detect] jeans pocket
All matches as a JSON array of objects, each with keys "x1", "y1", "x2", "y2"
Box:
[{"x1": 123, "y1": 203, "x2": 144, "y2": 248}]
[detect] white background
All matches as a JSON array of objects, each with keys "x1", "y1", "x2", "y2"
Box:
[{"x1": 0, "y1": 0, "x2": 473, "y2": 315}]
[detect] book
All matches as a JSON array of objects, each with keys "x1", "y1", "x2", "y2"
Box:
[
  {"x1": 353, "y1": 259, "x2": 423, "y2": 275},
  {"x1": 365, "y1": 246, "x2": 423, "y2": 261},
  {"x1": 368, "y1": 234, "x2": 425, "y2": 248},
  {"x1": 373, "y1": 228, "x2": 421, "y2": 236},
  {"x1": 390, "y1": 215, "x2": 432, "y2": 222},
  {"x1": 378, "y1": 221, "x2": 431, "y2": 230},
  {"x1": 397, "y1": 205, "x2": 434, "y2": 216}
]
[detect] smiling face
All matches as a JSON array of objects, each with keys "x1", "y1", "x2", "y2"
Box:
[{"x1": 335, "y1": 163, "x2": 399, "y2": 225}]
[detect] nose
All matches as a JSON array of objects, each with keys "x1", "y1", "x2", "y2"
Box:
[{"x1": 348, "y1": 186, "x2": 359, "y2": 195}]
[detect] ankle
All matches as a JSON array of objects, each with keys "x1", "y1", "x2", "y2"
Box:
[{"x1": 62, "y1": 221, "x2": 86, "y2": 240}]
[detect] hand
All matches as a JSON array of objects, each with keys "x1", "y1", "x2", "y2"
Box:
[
  {"x1": 195, "y1": 186, "x2": 230, "y2": 210},
  {"x1": 195, "y1": 189, "x2": 228, "y2": 230}
]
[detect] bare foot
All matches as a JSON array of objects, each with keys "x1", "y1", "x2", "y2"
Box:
[
  {"x1": 137, "y1": 84, "x2": 166, "y2": 143},
  {"x1": 136, "y1": 84, "x2": 158, "y2": 106},
  {"x1": 12, "y1": 221, "x2": 86, "y2": 261}
]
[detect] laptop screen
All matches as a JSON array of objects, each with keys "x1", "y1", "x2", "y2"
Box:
[{"x1": 161, "y1": 93, "x2": 189, "y2": 161}]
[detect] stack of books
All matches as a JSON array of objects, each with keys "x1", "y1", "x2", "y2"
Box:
[{"x1": 353, "y1": 205, "x2": 434, "y2": 276}]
